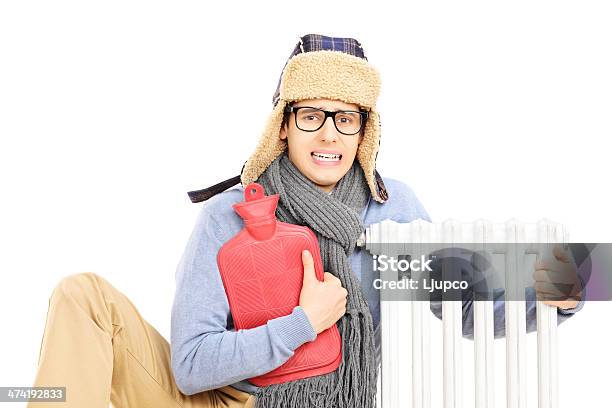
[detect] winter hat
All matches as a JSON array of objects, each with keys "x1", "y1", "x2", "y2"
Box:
[{"x1": 188, "y1": 34, "x2": 388, "y2": 203}]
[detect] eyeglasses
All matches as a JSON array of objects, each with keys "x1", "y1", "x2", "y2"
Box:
[{"x1": 284, "y1": 105, "x2": 368, "y2": 136}]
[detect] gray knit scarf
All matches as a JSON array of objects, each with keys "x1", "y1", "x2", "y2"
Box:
[{"x1": 254, "y1": 151, "x2": 378, "y2": 408}]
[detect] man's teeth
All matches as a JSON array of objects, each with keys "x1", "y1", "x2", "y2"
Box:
[{"x1": 312, "y1": 152, "x2": 341, "y2": 161}]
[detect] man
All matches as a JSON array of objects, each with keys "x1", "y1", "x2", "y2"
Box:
[
  {"x1": 173, "y1": 34, "x2": 584, "y2": 408},
  {"x1": 28, "y1": 34, "x2": 584, "y2": 408}
]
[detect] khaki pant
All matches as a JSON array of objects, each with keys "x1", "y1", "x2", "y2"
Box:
[{"x1": 28, "y1": 272, "x2": 256, "y2": 408}]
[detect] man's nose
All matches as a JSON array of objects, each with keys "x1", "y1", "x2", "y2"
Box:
[{"x1": 319, "y1": 117, "x2": 339, "y2": 142}]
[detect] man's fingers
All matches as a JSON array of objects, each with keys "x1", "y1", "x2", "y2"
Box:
[
  {"x1": 534, "y1": 281, "x2": 575, "y2": 299},
  {"x1": 302, "y1": 250, "x2": 317, "y2": 283},
  {"x1": 532, "y1": 269, "x2": 577, "y2": 284},
  {"x1": 553, "y1": 245, "x2": 572, "y2": 263},
  {"x1": 324, "y1": 272, "x2": 341, "y2": 286},
  {"x1": 542, "y1": 299, "x2": 580, "y2": 309},
  {"x1": 533, "y1": 276, "x2": 583, "y2": 299},
  {"x1": 532, "y1": 246, "x2": 582, "y2": 302},
  {"x1": 534, "y1": 259, "x2": 556, "y2": 271},
  {"x1": 534, "y1": 246, "x2": 573, "y2": 270},
  {"x1": 534, "y1": 281, "x2": 563, "y2": 295},
  {"x1": 302, "y1": 250, "x2": 341, "y2": 287}
]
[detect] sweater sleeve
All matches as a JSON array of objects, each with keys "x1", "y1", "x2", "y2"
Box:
[{"x1": 171, "y1": 204, "x2": 317, "y2": 395}]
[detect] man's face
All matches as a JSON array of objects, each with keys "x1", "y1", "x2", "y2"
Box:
[{"x1": 279, "y1": 98, "x2": 364, "y2": 193}]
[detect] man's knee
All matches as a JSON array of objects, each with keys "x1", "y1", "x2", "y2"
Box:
[
  {"x1": 52, "y1": 272, "x2": 105, "y2": 303},
  {"x1": 49, "y1": 272, "x2": 122, "y2": 337}
]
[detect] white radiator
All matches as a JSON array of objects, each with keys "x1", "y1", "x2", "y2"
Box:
[{"x1": 360, "y1": 219, "x2": 567, "y2": 408}]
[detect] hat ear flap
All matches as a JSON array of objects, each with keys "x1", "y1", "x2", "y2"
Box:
[
  {"x1": 241, "y1": 101, "x2": 287, "y2": 186},
  {"x1": 356, "y1": 109, "x2": 386, "y2": 203}
]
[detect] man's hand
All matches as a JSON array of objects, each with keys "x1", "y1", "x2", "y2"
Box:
[
  {"x1": 533, "y1": 245, "x2": 583, "y2": 310},
  {"x1": 299, "y1": 249, "x2": 348, "y2": 334}
]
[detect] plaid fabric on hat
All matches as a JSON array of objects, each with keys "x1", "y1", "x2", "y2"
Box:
[
  {"x1": 300, "y1": 34, "x2": 366, "y2": 58},
  {"x1": 272, "y1": 34, "x2": 367, "y2": 106}
]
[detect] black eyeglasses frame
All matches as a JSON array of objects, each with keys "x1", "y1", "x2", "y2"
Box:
[{"x1": 284, "y1": 105, "x2": 368, "y2": 136}]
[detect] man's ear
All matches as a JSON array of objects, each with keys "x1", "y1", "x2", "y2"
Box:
[{"x1": 279, "y1": 123, "x2": 287, "y2": 140}]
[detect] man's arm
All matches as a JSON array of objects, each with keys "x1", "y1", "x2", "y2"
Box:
[
  {"x1": 171, "y1": 206, "x2": 316, "y2": 395},
  {"x1": 386, "y1": 178, "x2": 586, "y2": 338},
  {"x1": 428, "y1": 258, "x2": 586, "y2": 340}
]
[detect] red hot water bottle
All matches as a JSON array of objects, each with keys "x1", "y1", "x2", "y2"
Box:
[{"x1": 217, "y1": 183, "x2": 342, "y2": 387}]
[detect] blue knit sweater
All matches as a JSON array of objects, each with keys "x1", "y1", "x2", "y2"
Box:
[{"x1": 170, "y1": 177, "x2": 584, "y2": 396}]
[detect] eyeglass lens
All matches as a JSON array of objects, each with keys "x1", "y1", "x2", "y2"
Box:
[{"x1": 294, "y1": 107, "x2": 363, "y2": 135}]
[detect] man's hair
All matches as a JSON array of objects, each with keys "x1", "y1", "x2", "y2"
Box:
[{"x1": 282, "y1": 104, "x2": 291, "y2": 128}]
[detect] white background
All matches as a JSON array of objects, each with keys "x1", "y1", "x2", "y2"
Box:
[{"x1": 1, "y1": 1, "x2": 610, "y2": 407}]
